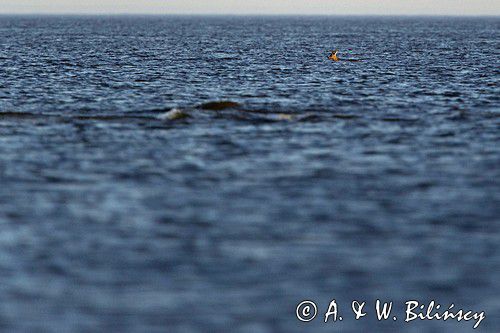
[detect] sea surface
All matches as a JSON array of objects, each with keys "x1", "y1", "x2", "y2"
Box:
[{"x1": 0, "y1": 15, "x2": 499, "y2": 332}]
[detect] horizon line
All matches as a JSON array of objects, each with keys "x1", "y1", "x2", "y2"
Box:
[{"x1": 1, "y1": 12, "x2": 499, "y2": 17}]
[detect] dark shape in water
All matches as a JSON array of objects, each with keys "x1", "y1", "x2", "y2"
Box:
[
  {"x1": 381, "y1": 117, "x2": 419, "y2": 122},
  {"x1": 199, "y1": 101, "x2": 241, "y2": 110},
  {"x1": 0, "y1": 111, "x2": 35, "y2": 119},
  {"x1": 332, "y1": 113, "x2": 359, "y2": 119}
]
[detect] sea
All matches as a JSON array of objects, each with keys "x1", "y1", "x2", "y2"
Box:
[{"x1": 0, "y1": 15, "x2": 499, "y2": 332}]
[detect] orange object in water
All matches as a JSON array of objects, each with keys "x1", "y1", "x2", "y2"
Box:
[{"x1": 328, "y1": 50, "x2": 340, "y2": 61}]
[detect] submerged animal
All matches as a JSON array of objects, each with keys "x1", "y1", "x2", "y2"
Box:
[
  {"x1": 328, "y1": 49, "x2": 362, "y2": 62},
  {"x1": 328, "y1": 50, "x2": 340, "y2": 61}
]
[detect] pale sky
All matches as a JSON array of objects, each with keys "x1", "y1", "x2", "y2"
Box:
[{"x1": 1, "y1": 0, "x2": 499, "y2": 15}]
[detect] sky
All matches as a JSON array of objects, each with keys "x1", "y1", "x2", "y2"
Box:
[{"x1": 1, "y1": 0, "x2": 499, "y2": 16}]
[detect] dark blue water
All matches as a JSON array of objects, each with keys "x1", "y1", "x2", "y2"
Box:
[{"x1": 0, "y1": 16, "x2": 499, "y2": 332}]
